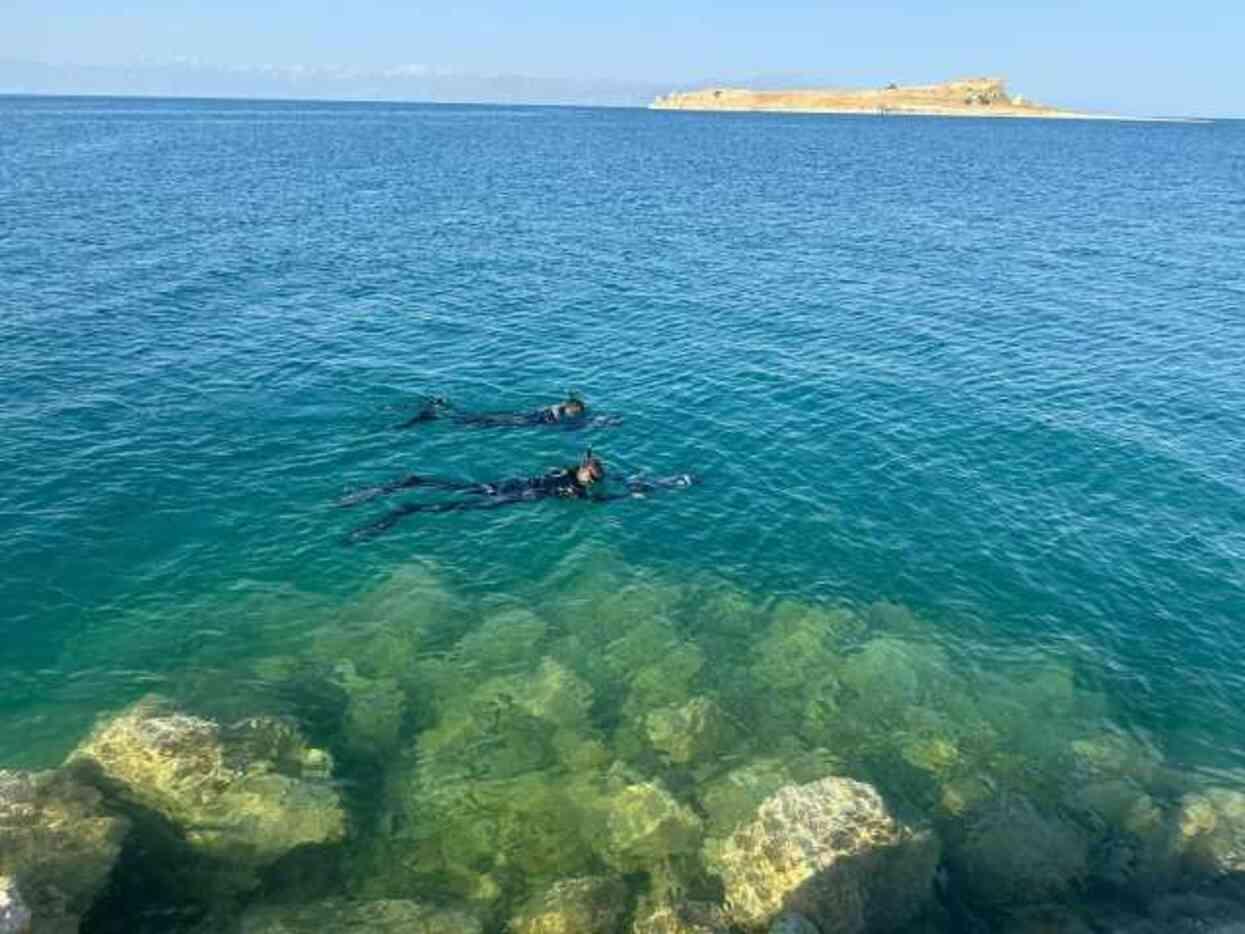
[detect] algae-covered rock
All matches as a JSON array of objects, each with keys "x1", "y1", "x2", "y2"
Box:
[
  {"x1": 509, "y1": 875, "x2": 627, "y2": 934},
  {"x1": 750, "y1": 604, "x2": 847, "y2": 698},
  {"x1": 0, "y1": 769, "x2": 128, "y2": 934},
  {"x1": 948, "y1": 795, "x2": 1089, "y2": 909},
  {"x1": 1066, "y1": 732, "x2": 1161, "y2": 786},
  {"x1": 837, "y1": 638, "x2": 951, "y2": 710},
  {"x1": 623, "y1": 641, "x2": 706, "y2": 717},
  {"x1": 0, "y1": 875, "x2": 32, "y2": 934},
  {"x1": 645, "y1": 697, "x2": 732, "y2": 766},
  {"x1": 937, "y1": 775, "x2": 995, "y2": 818},
  {"x1": 67, "y1": 697, "x2": 345, "y2": 890},
  {"x1": 417, "y1": 657, "x2": 593, "y2": 781},
  {"x1": 600, "y1": 781, "x2": 703, "y2": 871},
  {"x1": 631, "y1": 896, "x2": 731, "y2": 934},
  {"x1": 508, "y1": 658, "x2": 595, "y2": 728},
  {"x1": 238, "y1": 898, "x2": 482, "y2": 933},
  {"x1": 686, "y1": 582, "x2": 766, "y2": 644},
  {"x1": 1175, "y1": 787, "x2": 1245, "y2": 879},
  {"x1": 455, "y1": 608, "x2": 548, "y2": 674},
  {"x1": 416, "y1": 691, "x2": 556, "y2": 784},
  {"x1": 382, "y1": 768, "x2": 600, "y2": 898},
  {"x1": 332, "y1": 661, "x2": 406, "y2": 758},
  {"x1": 697, "y1": 759, "x2": 793, "y2": 835},
  {"x1": 310, "y1": 567, "x2": 453, "y2": 675},
  {"x1": 705, "y1": 776, "x2": 938, "y2": 933}
]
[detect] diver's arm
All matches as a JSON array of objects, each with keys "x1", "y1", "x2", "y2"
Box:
[{"x1": 588, "y1": 474, "x2": 699, "y2": 501}]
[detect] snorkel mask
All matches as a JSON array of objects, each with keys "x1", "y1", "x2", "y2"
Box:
[{"x1": 580, "y1": 447, "x2": 604, "y2": 482}]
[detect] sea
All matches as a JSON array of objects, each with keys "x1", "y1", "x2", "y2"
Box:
[{"x1": 2, "y1": 95, "x2": 1244, "y2": 930}]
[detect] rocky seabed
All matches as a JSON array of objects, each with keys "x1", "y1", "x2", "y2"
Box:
[{"x1": 4, "y1": 561, "x2": 1245, "y2": 933}]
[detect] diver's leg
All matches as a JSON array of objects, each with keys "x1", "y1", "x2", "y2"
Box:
[
  {"x1": 395, "y1": 398, "x2": 450, "y2": 429},
  {"x1": 456, "y1": 413, "x2": 534, "y2": 428},
  {"x1": 338, "y1": 473, "x2": 487, "y2": 507},
  {"x1": 345, "y1": 495, "x2": 526, "y2": 542}
]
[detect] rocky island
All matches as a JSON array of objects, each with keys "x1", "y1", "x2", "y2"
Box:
[{"x1": 651, "y1": 77, "x2": 1107, "y2": 119}]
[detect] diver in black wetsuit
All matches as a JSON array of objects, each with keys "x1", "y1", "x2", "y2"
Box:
[
  {"x1": 398, "y1": 395, "x2": 614, "y2": 430},
  {"x1": 342, "y1": 450, "x2": 696, "y2": 541}
]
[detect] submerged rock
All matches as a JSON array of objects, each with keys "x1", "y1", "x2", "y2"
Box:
[
  {"x1": 416, "y1": 657, "x2": 594, "y2": 781},
  {"x1": 697, "y1": 758, "x2": 794, "y2": 835},
  {"x1": 600, "y1": 780, "x2": 703, "y2": 871},
  {"x1": 625, "y1": 644, "x2": 706, "y2": 718},
  {"x1": 238, "y1": 898, "x2": 482, "y2": 933},
  {"x1": 948, "y1": 795, "x2": 1089, "y2": 910},
  {"x1": 509, "y1": 875, "x2": 627, "y2": 934},
  {"x1": 769, "y1": 913, "x2": 821, "y2": 934},
  {"x1": 705, "y1": 776, "x2": 939, "y2": 933},
  {"x1": 997, "y1": 904, "x2": 1094, "y2": 934},
  {"x1": 1066, "y1": 732, "x2": 1161, "y2": 786},
  {"x1": 379, "y1": 768, "x2": 599, "y2": 906},
  {"x1": 749, "y1": 604, "x2": 851, "y2": 733},
  {"x1": 631, "y1": 896, "x2": 731, "y2": 934},
  {"x1": 0, "y1": 876, "x2": 32, "y2": 934},
  {"x1": 455, "y1": 607, "x2": 549, "y2": 674},
  {"x1": 1175, "y1": 787, "x2": 1245, "y2": 879},
  {"x1": 0, "y1": 769, "x2": 128, "y2": 934},
  {"x1": 645, "y1": 696, "x2": 732, "y2": 766},
  {"x1": 332, "y1": 661, "x2": 406, "y2": 758},
  {"x1": 67, "y1": 696, "x2": 345, "y2": 892}
]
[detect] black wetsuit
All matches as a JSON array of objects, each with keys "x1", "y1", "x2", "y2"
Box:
[
  {"x1": 397, "y1": 402, "x2": 619, "y2": 431},
  {"x1": 342, "y1": 468, "x2": 696, "y2": 541}
]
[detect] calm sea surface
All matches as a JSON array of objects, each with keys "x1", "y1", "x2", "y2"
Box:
[{"x1": 2, "y1": 96, "x2": 1244, "y2": 926}]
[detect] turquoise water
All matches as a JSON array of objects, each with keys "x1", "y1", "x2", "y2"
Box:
[{"x1": 3, "y1": 96, "x2": 1245, "y2": 927}]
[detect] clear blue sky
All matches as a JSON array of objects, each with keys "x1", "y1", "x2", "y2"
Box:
[{"x1": 4, "y1": 0, "x2": 1242, "y2": 115}]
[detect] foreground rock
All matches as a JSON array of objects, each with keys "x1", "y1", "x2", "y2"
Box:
[
  {"x1": 509, "y1": 876, "x2": 627, "y2": 934},
  {"x1": 239, "y1": 898, "x2": 482, "y2": 933},
  {"x1": 67, "y1": 696, "x2": 345, "y2": 893},
  {"x1": 1175, "y1": 787, "x2": 1245, "y2": 879},
  {"x1": 0, "y1": 876, "x2": 32, "y2": 934},
  {"x1": 705, "y1": 776, "x2": 939, "y2": 933},
  {"x1": 0, "y1": 769, "x2": 128, "y2": 934}
]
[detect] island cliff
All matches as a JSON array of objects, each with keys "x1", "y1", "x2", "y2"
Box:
[{"x1": 650, "y1": 77, "x2": 1097, "y2": 119}]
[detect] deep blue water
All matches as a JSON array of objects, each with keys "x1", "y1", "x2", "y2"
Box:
[{"x1": 2, "y1": 96, "x2": 1245, "y2": 913}]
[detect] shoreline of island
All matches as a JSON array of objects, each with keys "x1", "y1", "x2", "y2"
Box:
[{"x1": 649, "y1": 77, "x2": 1206, "y2": 123}]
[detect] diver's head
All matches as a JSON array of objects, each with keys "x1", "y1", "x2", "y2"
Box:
[
  {"x1": 576, "y1": 449, "x2": 604, "y2": 485},
  {"x1": 559, "y1": 394, "x2": 586, "y2": 419}
]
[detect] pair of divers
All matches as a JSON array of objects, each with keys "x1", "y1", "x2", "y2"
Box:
[
  {"x1": 343, "y1": 392, "x2": 696, "y2": 541},
  {"x1": 397, "y1": 394, "x2": 621, "y2": 431}
]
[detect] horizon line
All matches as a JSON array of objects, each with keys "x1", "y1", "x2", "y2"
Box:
[{"x1": 0, "y1": 90, "x2": 1227, "y2": 122}]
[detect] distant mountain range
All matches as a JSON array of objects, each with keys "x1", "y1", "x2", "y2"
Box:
[
  {"x1": 0, "y1": 59, "x2": 677, "y2": 106},
  {"x1": 0, "y1": 60, "x2": 876, "y2": 107}
]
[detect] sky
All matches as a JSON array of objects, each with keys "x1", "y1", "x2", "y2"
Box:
[{"x1": 2, "y1": 1, "x2": 1242, "y2": 115}]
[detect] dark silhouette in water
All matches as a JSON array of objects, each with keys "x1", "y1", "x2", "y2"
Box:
[
  {"x1": 397, "y1": 395, "x2": 620, "y2": 431},
  {"x1": 343, "y1": 450, "x2": 696, "y2": 541}
]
